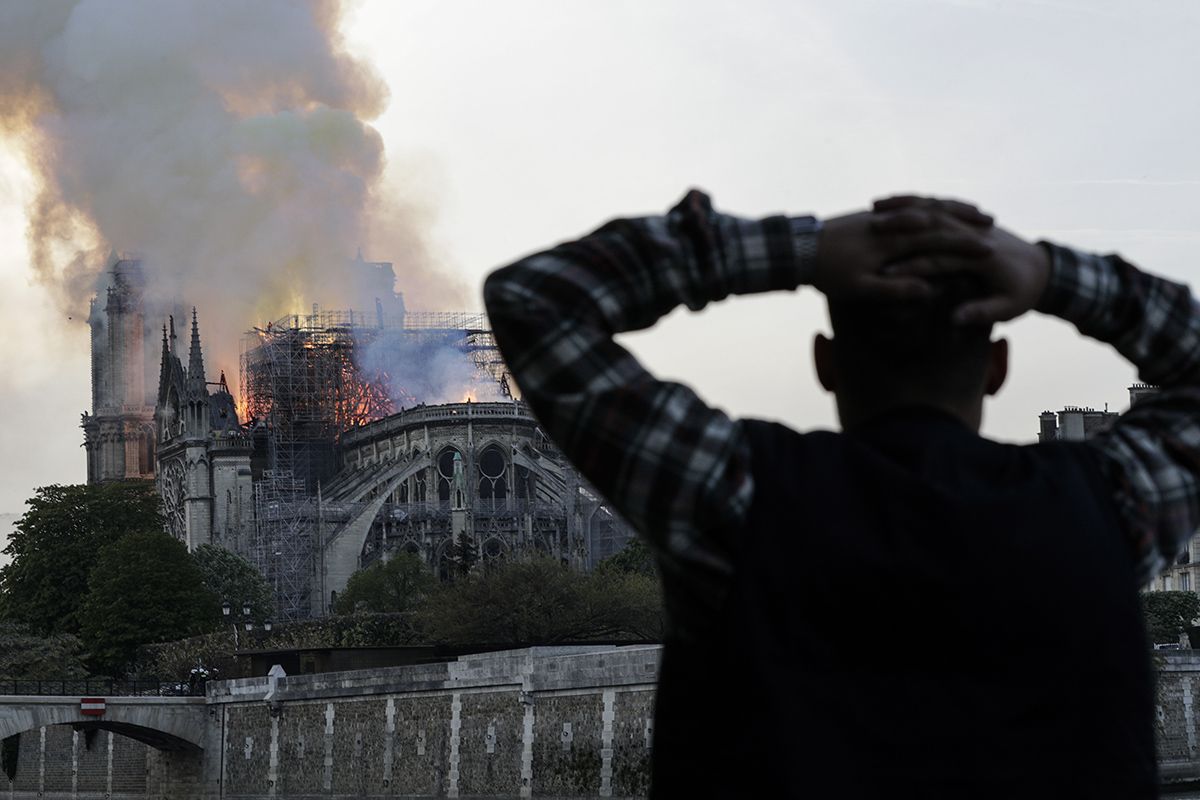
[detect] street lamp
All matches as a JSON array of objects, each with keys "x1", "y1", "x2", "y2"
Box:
[{"x1": 222, "y1": 598, "x2": 266, "y2": 650}]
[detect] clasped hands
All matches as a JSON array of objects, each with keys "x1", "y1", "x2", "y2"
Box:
[{"x1": 814, "y1": 195, "x2": 1052, "y2": 325}]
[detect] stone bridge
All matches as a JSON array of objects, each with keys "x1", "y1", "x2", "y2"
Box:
[{"x1": 0, "y1": 695, "x2": 210, "y2": 752}]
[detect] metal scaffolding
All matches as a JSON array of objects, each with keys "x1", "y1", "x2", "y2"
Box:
[
  {"x1": 252, "y1": 471, "x2": 314, "y2": 622},
  {"x1": 239, "y1": 306, "x2": 511, "y2": 619},
  {"x1": 241, "y1": 312, "x2": 404, "y2": 488},
  {"x1": 402, "y1": 311, "x2": 488, "y2": 331}
]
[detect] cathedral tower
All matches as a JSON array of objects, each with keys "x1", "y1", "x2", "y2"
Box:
[
  {"x1": 82, "y1": 258, "x2": 158, "y2": 483},
  {"x1": 155, "y1": 310, "x2": 254, "y2": 551}
]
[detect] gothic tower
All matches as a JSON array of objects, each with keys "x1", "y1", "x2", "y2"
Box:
[
  {"x1": 82, "y1": 258, "x2": 158, "y2": 483},
  {"x1": 155, "y1": 310, "x2": 254, "y2": 551}
]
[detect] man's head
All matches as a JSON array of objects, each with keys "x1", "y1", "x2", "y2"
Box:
[{"x1": 814, "y1": 274, "x2": 1008, "y2": 430}]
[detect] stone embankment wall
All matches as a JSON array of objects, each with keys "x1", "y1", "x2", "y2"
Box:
[
  {"x1": 211, "y1": 644, "x2": 659, "y2": 799},
  {"x1": 1155, "y1": 651, "x2": 1200, "y2": 782},
  {"x1": 12, "y1": 647, "x2": 1200, "y2": 798},
  {"x1": 1, "y1": 644, "x2": 660, "y2": 799},
  {"x1": 3, "y1": 727, "x2": 154, "y2": 798}
]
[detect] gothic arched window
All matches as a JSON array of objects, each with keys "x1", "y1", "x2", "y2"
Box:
[
  {"x1": 437, "y1": 447, "x2": 461, "y2": 508},
  {"x1": 483, "y1": 537, "x2": 505, "y2": 562},
  {"x1": 477, "y1": 445, "x2": 507, "y2": 508}
]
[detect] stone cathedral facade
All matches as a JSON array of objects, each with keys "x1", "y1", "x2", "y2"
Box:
[
  {"x1": 83, "y1": 259, "x2": 634, "y2": 619},
  {"x1": 154, "y1": 311, "x2": 255, "y2": 552},
  {"x1": 83, "y1": 258, "x2": 253, "y2": 552}
]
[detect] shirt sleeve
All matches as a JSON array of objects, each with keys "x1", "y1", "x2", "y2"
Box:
[
  {"x1": 1037, "y1": 242, "x2": 1200, "y2": 585},
  {"x1": 483, "y1": 190, "x2": 819, "y2": 613}
]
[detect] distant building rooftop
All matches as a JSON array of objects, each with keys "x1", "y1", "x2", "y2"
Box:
[{"x1": 1037, "y1": 385, "x2": 1158, "y2": 442}]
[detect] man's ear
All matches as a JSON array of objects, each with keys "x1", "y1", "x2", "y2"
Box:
[
  {"x1": 984, "y1": 338, "x2": 1008, "y2": 396},
  {"x1": 814, "y1": 333, "x2": 837, "y2": 393}
]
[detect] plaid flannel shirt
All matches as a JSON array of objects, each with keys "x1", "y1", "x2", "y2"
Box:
[
  {"x1": 1038, "y1": 243, "x2": 1200, "y2": 584},
  {"x1": 483, "y1": 190, "x2": 1200, "y2": 628}
]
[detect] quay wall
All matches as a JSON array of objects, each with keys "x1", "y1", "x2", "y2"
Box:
[{"x1": 9, "y1": 646, "x2": 1200, "y2": 797}]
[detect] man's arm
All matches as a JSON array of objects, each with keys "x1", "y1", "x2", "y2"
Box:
[
  {"x1": 485, "y1": 191, "x2": 991, "y2": 625},
  {"x1": 877, "y1": 197, "x2": 1200, "y2": 586},
  {"x1": 483, "y1": 191, "x2": 818, "y2": 613},
  {"x1": 1037, "y1": 244, "x2": 1200, "y2": 585}
]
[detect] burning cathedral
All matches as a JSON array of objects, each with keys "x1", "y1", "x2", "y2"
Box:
[{"x1": 84, "y1": 256, "x2": 633, "y2": 621}]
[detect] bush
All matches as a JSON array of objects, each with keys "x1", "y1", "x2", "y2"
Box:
[
  {"x1": 417, "y1": 557, "x2": 662, "y2": 645},
  {"x1": 137, "y1": 612, "x2": 423, "y2": 682},
  {"x1": 1142, "y1": 590, "x2": 1200, "y2": 644},
  {"x1": 334, "y1": 553, "x2": 433, "y2": 614},
  {"x1": 0, "y1": 622, "x2": 89, "y2": 680},
  {"x1": 192, "y1": 545, "x2": 273, "y2": 623}
]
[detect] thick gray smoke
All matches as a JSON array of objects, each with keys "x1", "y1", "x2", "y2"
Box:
[
  {"x1": 357, "y1": 332, "x2": 507, "y2": 407},
  {"x1": 0, "y1": 0, "x2": 458, "y2": 384}
]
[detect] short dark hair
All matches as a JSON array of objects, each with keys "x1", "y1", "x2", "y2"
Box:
[{"x1": 826, "y1": 275, "x2": 994, "y2": 403}]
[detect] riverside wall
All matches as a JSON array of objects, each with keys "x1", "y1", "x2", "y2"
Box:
[
  {"x1": 209, "y1": 644, "x2": 659, "y2": 799},
  {"x1": 10, "y1": 647, "x2": 1200, "y2": 798},
  {"x1": 2, "y1": 644, "x2": 660, "y2": 799}
]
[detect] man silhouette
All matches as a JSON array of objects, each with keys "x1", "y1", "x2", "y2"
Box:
[{"x1": 484, "y1": 191, "x2": 1199, "y2": 798}]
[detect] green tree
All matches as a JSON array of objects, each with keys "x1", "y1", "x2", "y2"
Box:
[
  {"x1": 0, "y1": 483, "x2": 162, "y2": 635},
  {"x1": 334, "y1": 552, "x2": 434, "y2": 614},
  {"x1": 191, "y1": 545, "x2": 273, "y2": 623},
  {"x1": 1142, "y1": 590, "x2": 1200, "y2": 644},
  {"x1": 0, "y1": 623, "x2": 89, "y2": 680},
  {"x1": 79, "y1": 531, "x2": 219, "y2": 675},
  {"x1": 417, "y1": 557, "x2": 662, "y2": 645},
  {"x1": 598, "y1": 537, "x2": 657, "y2": 577},
  {"x1": 452, "y1": 532, "x2": 478, "y2": 578}
]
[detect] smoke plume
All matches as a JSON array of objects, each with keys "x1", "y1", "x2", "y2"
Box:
[
  {"x1": 0, "y1": 0, "x2": 458, "y2": 385},
  {"x1": 357, "y1": 333, "x2": 508, "y2": 407}
]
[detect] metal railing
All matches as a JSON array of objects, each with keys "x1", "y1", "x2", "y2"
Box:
[
  {"x1": 341, "y1": 401, "x2": 536, "y2": 448},
  {"x1": 0, "y1": 679, "x2": 204, "y2": 697},
  {"x1": 374, "y1": 499, "x2": 567, "y2": 521}
]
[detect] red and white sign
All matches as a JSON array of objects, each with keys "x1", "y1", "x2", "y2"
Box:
[{"x1": 80, "y1": 698, "x2": 106, "y2": 717}]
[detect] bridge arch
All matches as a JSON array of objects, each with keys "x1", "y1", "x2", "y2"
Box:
[{"x1": 0, "y1": 697, "x2": 207, "y2": 752}]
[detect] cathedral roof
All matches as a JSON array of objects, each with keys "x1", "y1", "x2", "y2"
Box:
[
  {"x1": 157, "y1": 316, "x2": 189, "y2": 408},
  {"x1": 209, "y1": 387, "x2": 241, "y2": 432}
]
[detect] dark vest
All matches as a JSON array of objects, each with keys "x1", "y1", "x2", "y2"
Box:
[{"x1": 651, "y1": 410, "x2": 1156, "y2": 799}]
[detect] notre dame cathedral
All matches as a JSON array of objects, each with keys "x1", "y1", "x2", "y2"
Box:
[{"x1": 84, "y1": 259, "x2": 254, "y2": 552}]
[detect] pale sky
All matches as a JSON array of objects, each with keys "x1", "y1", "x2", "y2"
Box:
[{"x1": 2, "y1": 0, "x2": 1200, "y2": 515}]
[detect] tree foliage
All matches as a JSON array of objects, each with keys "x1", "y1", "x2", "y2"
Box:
[
  {"x1": 136, "y1": 613, "x2": 423, "y2": 682},
  {"x1": 191, "y1": 544, "x2": 273, "y2": 623},
  {"x1": 598, "y1": 537, "x2": 657, "y2": 577},
  {"x1": 0, "y1": 622, "x2": 89, "y2": 680},
  {"x1": 452, "y1": 532, "x2": 478, "y2": 578},
  {"x1": 1142, "y1": 590, "x2": 1200, "y2": 644},
  {"x1": 335, "y1": 553, "x2": 434, "y2": 614},
  {"x1": 0, "y1": 483, "x2": 162, "y2": 635},
  {"x1": 79, "y1": 531, "x2": 218, "y2": 675},
  {"x1": 417, "y1": 557, "x2": 662, "y2": 645}
]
